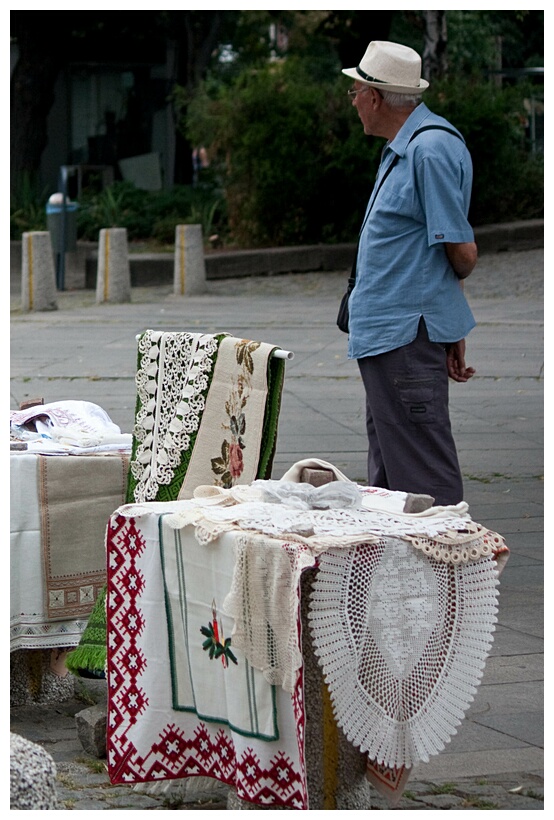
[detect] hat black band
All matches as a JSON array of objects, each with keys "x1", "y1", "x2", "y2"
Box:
[{"x1": 356, "y1": 66, "x2": 389, "y2": 84}]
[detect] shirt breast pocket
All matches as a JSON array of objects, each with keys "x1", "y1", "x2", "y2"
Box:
[{"x1": 377, "y1": 182, "x2": 421, "y2": 223}]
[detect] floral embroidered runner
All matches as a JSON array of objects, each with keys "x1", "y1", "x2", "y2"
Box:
[{"x1": 178, "y1": 337, "x2": 280, "y2": 499}]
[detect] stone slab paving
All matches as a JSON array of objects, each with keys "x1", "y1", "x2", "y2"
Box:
[{"x1": 10, "y1": 245, "x2": 543, "y2": 810}]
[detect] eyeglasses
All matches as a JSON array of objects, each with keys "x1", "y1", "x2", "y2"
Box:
[
  {"x1": 347, "y1": 86, "x2": 382, "y2": 99},
  {"x1": 347, "y1": 87, "x2": 368, "y2": 98}
]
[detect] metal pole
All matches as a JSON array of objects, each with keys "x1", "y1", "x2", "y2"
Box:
[{"x1": 58, "y1": 166, "x2": 68, "y2": 291}]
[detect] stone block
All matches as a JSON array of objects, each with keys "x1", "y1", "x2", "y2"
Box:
[
  {"x1": 75, "y1": 703, "x2": 107, "y2": 758},
  {"x1": 174, "y1": 224, "x2": 207, "y2": 295},
  {"x1": 10, "y1": 649, "x2": 75, "y2": 707}
]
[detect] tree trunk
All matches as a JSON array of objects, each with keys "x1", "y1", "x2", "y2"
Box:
[{"x1": 422, "y1": 11, "x2": 448, "y2": 83}]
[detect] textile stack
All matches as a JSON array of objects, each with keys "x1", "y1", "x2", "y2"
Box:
[
  {"x1": 10, "y1": 401, "x2": 131, "y2": 654},
  {"x1": 104, "y1": 461, "x2": 509, "y2": 809}
]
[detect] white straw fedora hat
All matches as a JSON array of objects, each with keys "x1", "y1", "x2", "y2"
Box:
[{"x1": 342, "y1": 40, "x2": 429, "y2": 95}]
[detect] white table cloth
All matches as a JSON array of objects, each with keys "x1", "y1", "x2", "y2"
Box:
[{"x1": 10, "y1": 452, "x2": 128, "y2": 651}]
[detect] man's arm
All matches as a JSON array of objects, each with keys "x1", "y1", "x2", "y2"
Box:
[{"x1": 445, "y1": 241, "x2": 477, "y2": 279}]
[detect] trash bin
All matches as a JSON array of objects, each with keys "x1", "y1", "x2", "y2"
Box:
[{"x1": 46, "y1": 196, "x2": 79, "y2": 254}]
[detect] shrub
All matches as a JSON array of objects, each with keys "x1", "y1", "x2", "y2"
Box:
[
  {"x1": 75, "y1": 181, "x2": 224, "y2": 246},
  {"x1": 425, "y1": 78, "x2": 544, "y2": 225},
  {"x1": 11, "y1": 72, "x2": 543, "y2": 248},
  {"x1": 76, "y1": 181, "x2": 155, "y2": 241},
  {"x1": 185, "y1": 61, "x2": 542, "y2": 247},
  {"x1": 185, "y1": 58, "x2": 382, "y2": 247}
]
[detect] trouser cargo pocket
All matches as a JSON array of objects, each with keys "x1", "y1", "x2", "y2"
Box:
[{"x1": 394, "y1": 378, "x2": 436, "y2": 423}]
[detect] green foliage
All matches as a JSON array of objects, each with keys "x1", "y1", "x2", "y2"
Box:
[
  {"x1": 185, "y1": 58, "x2": 381, "y2": 246},
  {"x1": 183, "y1": 53, "x2": 543, "y2": 246},
  {"x1": 445, "y1": 10, "x2": 543, "y2": 74},
  {"x1": 12, "y1": 11, "x2": 543, "y2": 248},
  {"x1": 10, "y1": 172, "x2": 48, "y2": 238},
  {"x1": 76, "y1": 181, "x2": 154, "y2": 241},
  {"x1": 74, "y1": 181, "x2": 224, "y2": 246},
  {"x1": 426, "y1": 79, "x2": 544, "y2": 224},
  {"x1": 10, "y1": 176, "x2": 225, "y2": 246}
]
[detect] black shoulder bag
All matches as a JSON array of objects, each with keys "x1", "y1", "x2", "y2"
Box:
[{"x1": 336, "y1": 124, "x2": 464, "y2": 334}]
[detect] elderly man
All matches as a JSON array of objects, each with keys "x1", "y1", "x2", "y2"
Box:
[{"x1": 342, "y1": 40, "x2": 477, "y2": 506}]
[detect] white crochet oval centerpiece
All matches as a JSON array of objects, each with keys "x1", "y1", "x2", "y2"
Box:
[{"x1": 308, "y1": 538, "x2": 500, "y2": 769}]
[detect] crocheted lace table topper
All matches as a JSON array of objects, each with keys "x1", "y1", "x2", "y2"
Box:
[{"x1": 308, "y1": 540, "x2": 500, "y2": 770}]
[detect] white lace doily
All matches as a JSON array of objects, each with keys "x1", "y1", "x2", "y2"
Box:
[
  {"x1": 161, "y1": 498, "x2": 497, "y2": 559},
  {"x1": 129, "y1": 330, "x2": 220, "y2": 501},
  {"x1": 308, "y1": 539, "x2": 500, "y2": 769}
]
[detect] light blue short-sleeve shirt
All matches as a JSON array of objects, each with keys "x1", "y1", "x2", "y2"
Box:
[{"x1": 348, "y1": 103, "x2": 476, "y2": 360}]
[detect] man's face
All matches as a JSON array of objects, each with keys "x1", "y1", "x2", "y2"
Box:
[{"x1": 351, "y1": 83, "x2": 381, "y2": 136}]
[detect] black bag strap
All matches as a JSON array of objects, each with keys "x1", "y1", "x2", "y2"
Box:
[
  {"x1": 409, "y1": 124, "x2": 464, "y2": 144},
  {"x1": 349, "y1": 124, "x2": 465, "y2": 283}
]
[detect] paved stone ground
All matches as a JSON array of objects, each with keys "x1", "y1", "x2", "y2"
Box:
[
  {"x1": 10, "y1": 245, "x2": 544, "y2": 810},
  {"x1": 9, "y1": 692, "x2": 545, "y2": 810}
]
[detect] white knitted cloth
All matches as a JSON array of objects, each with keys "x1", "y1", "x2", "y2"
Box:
[
  {"x1": 223, "y1": 532, "x2": 317, "y2": 693},
  {"x1": 308, "y1": 538, "x2": 500, "y2": 769}
]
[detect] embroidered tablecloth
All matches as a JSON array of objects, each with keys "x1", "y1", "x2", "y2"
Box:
[
  {"x1": 10, "y1": 452, "x2": 128, "y2": 651},
  {"x1": 107, "y1": 507, "x2": 310, "y2": 809}
]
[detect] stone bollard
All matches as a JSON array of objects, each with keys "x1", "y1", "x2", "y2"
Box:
[
  {"x1": 173, "y1": 224, "x2": 207, "y2": 296},
  {"x1": 10, "y1": 732, "x2": 59, "y2": 809},
  {"x1": 96, "y1": 227, "x2": 131, "y2": 304},
  {"x1": 227, "y1": 567, "x2": 372, "y2": 811},
  {"x1": 21, "y1": 231, "x2": 58, "y2": 312}
]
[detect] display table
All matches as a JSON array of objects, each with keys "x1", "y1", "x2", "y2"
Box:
[
  {"x1": 105, "y1": 488, "x2": 508, "y2": 809},
  {"x1": 10, "y1": 452, "x2": 129, "y2": 652}
]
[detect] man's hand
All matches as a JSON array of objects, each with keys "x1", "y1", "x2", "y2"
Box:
[{"x1": 446, "y1": 339, "x2": 475, "y2": 382}]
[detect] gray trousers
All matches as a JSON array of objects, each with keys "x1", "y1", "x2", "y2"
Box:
[{"x1": 357, "y1": 319, "x2": 464, "y2": 506}]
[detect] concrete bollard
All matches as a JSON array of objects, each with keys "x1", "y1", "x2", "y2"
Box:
[
  {"x1": 21, "y1": 232, "x2": 58, "y2": 312},
  {"x1": 96, "y1": 227, "x2": 131, "y2": 304},
  {"x1": 227, "y1": 568, "x2": 372, "y2": 811},
  {"x1": 173, "y1": 224, "x2": 207, "y2": 295}
]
